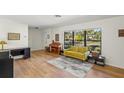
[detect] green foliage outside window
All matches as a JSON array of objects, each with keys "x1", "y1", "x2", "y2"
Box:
[{"x1": 64, "y1": 28, "x2": 102, "y2": 53}]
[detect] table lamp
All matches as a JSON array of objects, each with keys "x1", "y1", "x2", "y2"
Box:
[{"x1": 0, "y1": 40, "x2": 7, "y2": 50}]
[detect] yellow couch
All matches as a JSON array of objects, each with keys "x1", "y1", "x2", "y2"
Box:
[{"x1": 64, "y1": 46, "x2": 89, "y2": 61}]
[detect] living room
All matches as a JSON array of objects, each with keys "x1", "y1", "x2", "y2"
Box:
[
  {"x1": 0, "y1": 15, "x2": 124, "y2": 78},
  {"x1": 1, "y1": 0, "x2": 124, "y2": 92}
]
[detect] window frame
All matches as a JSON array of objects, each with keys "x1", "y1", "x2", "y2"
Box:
[{"x1": 64, "y1": 28, "x2": 102, "y2": 54}]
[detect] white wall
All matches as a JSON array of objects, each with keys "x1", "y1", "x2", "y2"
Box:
[
  {"x1": 0, "y1": 18, "x2": 28, "y2": 49},
  {"x1": 41, "y1": 16, "x2": 124, "y2": 69},
  {"x1": 42, "y1": 28, "x2": 55, "y2": 47},
  {"x1": 28, "y1": 28, "x2": 43, "y2": 51}
]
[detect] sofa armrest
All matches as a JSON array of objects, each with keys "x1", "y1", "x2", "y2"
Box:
[{"x1": 84, "y1": 51, "x2": 90, "y2": 58}]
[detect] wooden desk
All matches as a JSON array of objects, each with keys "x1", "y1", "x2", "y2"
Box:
[{"x1": 49, "y1": 42, "x2": 61, "y2": 54}]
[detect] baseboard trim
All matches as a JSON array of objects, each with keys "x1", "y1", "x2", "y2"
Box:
[{"x1": 31, "y1": 49, "x2": 45, "y2": 52}]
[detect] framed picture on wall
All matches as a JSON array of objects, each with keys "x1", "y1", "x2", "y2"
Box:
[
  {"x1": 8, "y1": 33, "x2": 20, "y2": 40},
  {"x1": 55, "y1": 34, "x2": 59, "y2": 41},
  {"x1": 119, "y1": 29, "x2": 124, "y2": 37}
]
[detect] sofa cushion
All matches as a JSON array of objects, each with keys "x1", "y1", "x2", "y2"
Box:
[
  {"x1": 70, "y1": 46, "x2": 78, "y2": 52},
  {"x1": 65, "y1": 51, "x2": 84, "y2": 56},
  {"x1": 64, "y1": 51, "x2": 85, "y2": 59},
  {"x1": 78, "y1": 47, "x2": 87, "y2": 53}
]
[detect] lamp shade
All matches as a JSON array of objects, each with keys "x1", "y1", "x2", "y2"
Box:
[
  {"x1": 0, "y1": 41, "x2": 7, "y2": 44},
  {"x1": 0, "y1": 41, "x2": 7, "y2": 50}
]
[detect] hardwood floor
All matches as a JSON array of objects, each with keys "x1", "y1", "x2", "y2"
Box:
[{"x1": 14, "y1": 50, "x2": 124, "y2": 78}]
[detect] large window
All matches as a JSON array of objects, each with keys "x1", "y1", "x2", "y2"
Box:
[
  {"x1": 74, "y1": 30, "x2": 84, "y2": 46},
  {"x1": 86, "y1": 28, "x2": 101, "y2": 53},
  {"x1": 64, "y1": 28, "x2": 102, "y2": 53},
  {"x1": 64, "y1": 31, "x2": 74, "y2": 49}
]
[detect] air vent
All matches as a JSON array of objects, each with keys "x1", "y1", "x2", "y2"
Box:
[
  {"x1": 55, "y1": 15, "x2": 62, "y2": 18},
  {"x1": 35, "y1": 27, "x2": 39, "y2": 29}
]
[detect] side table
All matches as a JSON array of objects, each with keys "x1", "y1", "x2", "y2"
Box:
[
  {"x1": 96, "y1": 56, "x2": 105, "y2": 66},
  {"x1": 87, "y1": 54, "x2": 96, "y2": 63},
  {"x1": 87, "y1": 54, "x2": 105, "y2": 66}
]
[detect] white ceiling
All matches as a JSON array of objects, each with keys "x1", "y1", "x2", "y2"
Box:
[{"x1": 0, "y1": 15, "x2": 119, "y2": 29}]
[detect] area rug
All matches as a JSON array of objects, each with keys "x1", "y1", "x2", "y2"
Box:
[{"x1": 47, "y1": 56, "x2": 93, "y2": 78}]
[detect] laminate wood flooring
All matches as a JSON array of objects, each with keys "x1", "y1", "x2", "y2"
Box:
[{"x1": 14, "y1": 50, "x2": 124, "y2": 78}]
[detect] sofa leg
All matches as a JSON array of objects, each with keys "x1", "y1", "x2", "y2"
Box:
[
  {"x1": 85, "y1": 59, "x2": 88, "y2": 62},
  {"x1": 82, "y1": 60, "x2": 85, "y2": 62},
  {"x1": 82, "y1": 59, "x2": 87, "y2": 62}
]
